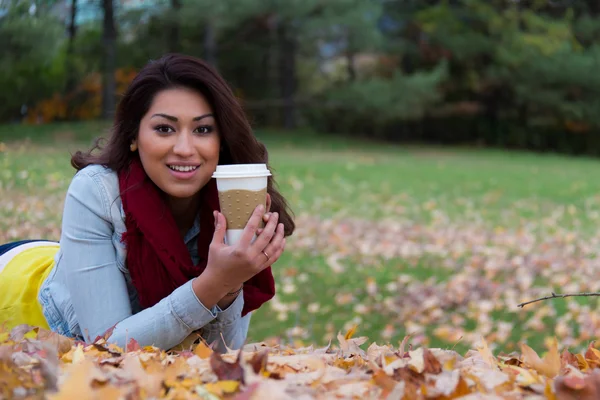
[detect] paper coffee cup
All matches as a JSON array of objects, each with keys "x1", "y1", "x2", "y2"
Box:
[{"x1": 212, "y1": 164, "x2": 272, "y2": 245}]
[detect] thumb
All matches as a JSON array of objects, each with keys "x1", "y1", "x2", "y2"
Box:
[{"x1": 212, "y1": 211, "x2": 226, "y2": 245}]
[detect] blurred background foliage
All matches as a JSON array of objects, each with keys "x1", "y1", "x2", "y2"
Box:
[{"x1": 3, "y1": 0, "x2": 600, "y2": 155}]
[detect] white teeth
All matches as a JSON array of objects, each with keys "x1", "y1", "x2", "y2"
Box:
[{"x1": 169, "y1": 165, "x2": 198, "y2": 172}]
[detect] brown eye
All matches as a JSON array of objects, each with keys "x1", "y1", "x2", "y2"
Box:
[
  {"x1": 195, "y1": 126, "x2": 214, "y2": 134},
  {"x1": 155, "y1": 125, "x2": 174, "y2": 134}
]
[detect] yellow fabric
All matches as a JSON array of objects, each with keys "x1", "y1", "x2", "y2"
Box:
[{"x1": 0, "y1": 245, "x2": 58, "y2": 331}]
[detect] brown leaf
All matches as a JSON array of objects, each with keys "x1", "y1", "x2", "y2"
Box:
[
  {"x1": 585, "y1": 341, "x2": 600, "y2": 369},
  {"x1": 372, "y1": 369, "x2": 398, "y2": 397},
  {"x1": 249, "y1": 350, "x2": 268, "y2": 374},
  {"x1": 92, "y1": 343, "x2": 121, "y2": 357},
  {"x1": 422, "y1": 348, "x2": 442, "y2": 374},
  {"x1": 210, "y1": 351, "x2": 245, "y2": 383},
  {"x1": 399, "y1": 335, "x2": 411, "y2": 358},
  {"x1": 392, "y1": 366, "x2": 423, "y2": 399},
  {"x1": 93, "y1": 323, "x2": 117, "y2": 344},
  {"x1": 561, "y1": 349, "x2": 580, "y2": 373}
]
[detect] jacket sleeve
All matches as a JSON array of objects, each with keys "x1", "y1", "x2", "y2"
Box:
[
  {"x1": 202, "y1": 292, "x2": 251, "y2": 352},
  {"x1": 59, "y1": 170, "x2": 241, "y2": 350}
]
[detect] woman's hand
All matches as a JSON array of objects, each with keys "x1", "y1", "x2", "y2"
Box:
[{"x1": 203, "y1": 203, "x2": 286, "y2": 296}]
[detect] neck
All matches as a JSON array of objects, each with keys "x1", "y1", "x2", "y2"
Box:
[{"x1": 165, "y1": 194, "x2": 201, "y2": 236}]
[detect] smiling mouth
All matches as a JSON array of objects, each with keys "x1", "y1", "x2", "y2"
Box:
[{"x1": 168, "y1": 165, "x2": 200, "y2": 172}]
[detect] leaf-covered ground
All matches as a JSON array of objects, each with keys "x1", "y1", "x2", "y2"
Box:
[
  {"x1": 2, "y1": 122, "x2": 600, "y2": 358},
  {"x1": 3, "y1": 323, "x2": 600, "y2": 399}
]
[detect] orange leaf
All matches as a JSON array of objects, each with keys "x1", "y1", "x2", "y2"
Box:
[{"x1": 194, "y1": 341, "x2": 213, "y2": 359}]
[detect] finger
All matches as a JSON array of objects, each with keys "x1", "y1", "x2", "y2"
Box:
[
  {"x1": 249, "y1": 211, "x2": 279, "y2": 258},
  {"x1": 266, "y1": 193, "x2": 272, "y2": 213},
  {"x1": 211, "y1": 211, "x2": 227, "y2": 245},
  {"x1": 257, "y1": 228, "x2": 264, "y2": 236},
  {"x1": 238, "y1": 204, "x2": 265, "y2": 247},
  {"x1": 262, "y1": 212, "x2": 271, "y2": 223},
  {"x1": 256, "y1": 223, "x2": 285, "y2": 268}
]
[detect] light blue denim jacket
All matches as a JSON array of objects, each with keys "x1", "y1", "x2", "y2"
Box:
[{"x1": 38, "y1": 164, "x2": 250, "y2": 351}]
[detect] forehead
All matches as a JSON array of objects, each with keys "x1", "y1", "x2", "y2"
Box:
[{"x1": 147, "y1": 87, "x2": 214, "y2": 116}]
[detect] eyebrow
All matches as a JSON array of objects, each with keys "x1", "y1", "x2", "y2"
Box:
[{"x1": 150, "y1": 113, "x2": 214, "y2": 122}]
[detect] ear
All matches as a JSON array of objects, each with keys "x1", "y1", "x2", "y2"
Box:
[{"x1": 266, "y1": 193, "x2": 272, "y2": 213}]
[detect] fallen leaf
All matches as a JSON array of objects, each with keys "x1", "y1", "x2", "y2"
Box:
[
  {"x1": 210, "y1": 350, "x2": 245, "y2": 383},
  {"x1": 248, "y1": 350, "x2": 268, "y2": 374},
  {"x1": 126, "y1": 338, "x2": 141, "y2": 352},
  {"x1": 194, "y1": 340, "x2": 213, "y2": 359},
  {"x1": 520, "y1": 337, "x2": 560, "y2": 378}
]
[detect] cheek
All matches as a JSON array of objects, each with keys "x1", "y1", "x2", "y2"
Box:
[{"x1": 203, "y1": 136, "x2": 221, "y2": 162}]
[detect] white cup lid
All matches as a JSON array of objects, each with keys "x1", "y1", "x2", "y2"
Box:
[{"x1": 212, "y1": 163, "x2": 272, "y2": 178}]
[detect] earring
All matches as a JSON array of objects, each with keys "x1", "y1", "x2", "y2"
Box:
[{"x1": 130, "y1": 142, "x2": 137, "y2": 152}]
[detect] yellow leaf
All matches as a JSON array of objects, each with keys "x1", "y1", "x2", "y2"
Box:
[
  {"x1": 194, "y1": 341, "x2": 213, "y2": 359},
  {"x1": 47, "y1": 359, "x2": 95, "y2": 400},
  {"x1": 545, "y1": 379, "x2": 557, "y2": 400},
  {"x1": 575, "y1": 353, "x2": 590, "y2": 371},
  {"x1": 204, "y1": 380, "x2": 240, "y2": 396},
  {"x1": 345, "y1": 324, "x2": 358, "y2": 340}
]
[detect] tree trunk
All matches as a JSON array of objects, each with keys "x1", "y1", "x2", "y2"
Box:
[
  {"x1": 168, "y1": 0, "x2": 181, "y2": 53},
  {"x1": 204, "y1": 22, "x2": 218, "y2": 69},
  {"x1": 65, "y1": 0, "x2": 78, "y2": 97},
  {"x1": 101, "y1": 0, "x2": 117, "y2": 120},
  {"x1": 265, "y1": 14, "x2": 279, "y2": 126},
  {"x1": 346, "y1": 51, "x2": 356, "y2": 81},
  {"x1": 588, "y1": 0, "x2": 600, "y2": 16},
  {"x1": 277, "y1": 22, "x2": 297, "y2": 129}
]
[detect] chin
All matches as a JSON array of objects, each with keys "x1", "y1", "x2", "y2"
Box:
[{"x1": 165, "y1": 188, "x2": 203, "y2": 199}]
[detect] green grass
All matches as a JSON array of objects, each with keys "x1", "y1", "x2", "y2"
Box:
[{"x1": 3, "y1": 120, "x2": 600, "y2": 355}]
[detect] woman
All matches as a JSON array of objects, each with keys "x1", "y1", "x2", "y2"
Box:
[{"x1": 0, "y1": 54, "x2": 295, "y2": 352}]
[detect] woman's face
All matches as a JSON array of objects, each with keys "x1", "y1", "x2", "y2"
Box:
[{"x1": 136, "y1": 87, "x2": 220, "y2": 202}]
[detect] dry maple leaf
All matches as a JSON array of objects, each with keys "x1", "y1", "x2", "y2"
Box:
[
  {"x1": 193, "y1": 341, "x2": 213, "y2": 359},
  {"x1": 584, "y1": 341, "x2": 600, "y2": 369},
  {"x1": 248, "y1": 350, "x2": 269, "y2": 374},
  {"x1": 520, "y1": 337, "x2": 560, "y2": 378},
  {"x1": 422, "y1": 348, "x2": 443, "y2": 374},
  {"x1": 210, "y1": 350, "x2": 245, "y2": 383},
  {"x1": 554, "y1": 369, "x2": 600, "y2": 400},
  {"x1": 126, "y1": 338, "x2": 141, "y2": 352}
]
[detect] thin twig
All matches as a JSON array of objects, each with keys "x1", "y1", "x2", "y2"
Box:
[{"x1": 517, "y1": 292, "x2": 600, "y2": 308}]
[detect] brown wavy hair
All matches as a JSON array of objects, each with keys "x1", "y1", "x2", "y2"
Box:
[{"x1": 72, "y1": 53, "x2": 295, "y2": 236}]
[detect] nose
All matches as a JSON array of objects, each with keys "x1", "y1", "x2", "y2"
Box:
[{"x1": 172, "y1": 131, "x2": 195, "y2": 158}]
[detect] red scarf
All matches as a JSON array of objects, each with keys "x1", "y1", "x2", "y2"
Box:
[{"x1": 118, "y1": 158, "x2": 275, "y2": 317}]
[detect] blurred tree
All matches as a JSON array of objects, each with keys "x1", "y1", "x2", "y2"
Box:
[
  {"x1": 0, "y1": 3, "x2": 66, "y2": 121},
  {"x1": 101, "y1": 0, "x2": 116, "y2": 119},
  {"x1": 65, "y1": 0, "x2": 78, "y2": 93},
  {"x1": 168, "y1": 0, "x2": 181, "y2": 53}
]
